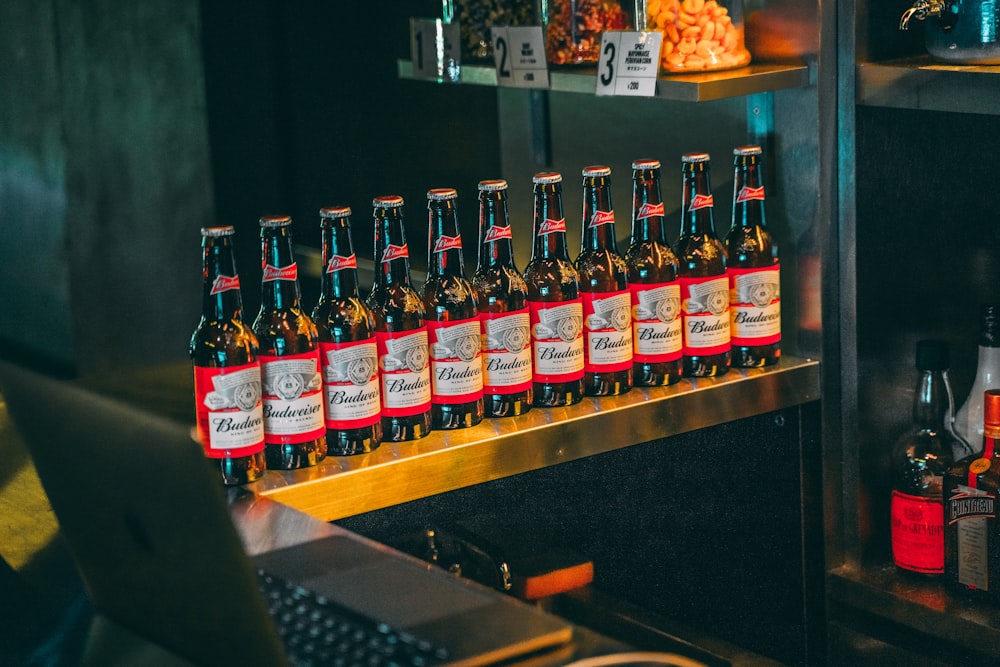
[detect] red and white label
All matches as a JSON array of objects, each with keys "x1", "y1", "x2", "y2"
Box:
[
  {"x1": 326, "y1": 254, "x2": 358, "y2": 273},
  {"x1": 528, "y1": 299, "x2": 584, "y2": 383},
  {"x1": 582, "y1": 290, "x2": 633, "y2": 372},
  {"x1": 258, "y1": 351, "x2": 325, "y2": 444},
  {"x1": 729, "y1": 265, "x2": 781, "y2": 346},
  {"x1": 483, "y1": 226, "x2": 513, "y2": 242},
  {"x1": 426, "y1": 317, "x2": 483, "y2": 404},
  {"x1": 636, "y1": 202, "x2": 664, "y2": 219},
  {"x1": 375, "y1": 328, "x2": 431, "y2": 417},
  {"x1": 432, "y1": 234, "x2": 463, "y2": 253},
  {"x1": 891, "y1": 490, "x2": 945, "y2": 574},
  {"x1": 210, "y1": 275, "x2": 241, "y2": 295},
  {"x1": 481, "y1": 309, "x2": 532, "y2": 394},
  {"x1": 319, "y1": 339, "x2": 381, "y2": 429},
  {"x1": 538, "y1": 218, "x2": 566, "y2": 235},
  {"x1": 630, "y1": 282, "x2": 682, "y2": 363},
  {"x1": 262, "y1": 263, "x2": 297, "y2": 282},
  {"x1": 679, "y1": 275, "x2": 730, "y2": 355},
  {"x1": 736, "y1": 186, "x2": 766, "y2": 203},
  {"x1": 588, "y1": 210, "x2": 615, "y2": 228},
  {"x1": 381, "y1": 244, "x2": 409, "y2": 263},
  {"x1": 193, "y1": 362, "x2": 265, "y2": 458},
  {"x1": 688, "y1": 193, "x2": 713, "y2": 211}
]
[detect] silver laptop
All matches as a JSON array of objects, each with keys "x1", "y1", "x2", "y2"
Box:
[{"x1": 0, "y1": 361, "x2": 574, "y2": 666}]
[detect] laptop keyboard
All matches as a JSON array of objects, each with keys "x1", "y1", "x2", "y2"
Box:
[{"x1": 257, "y1": 570, "x2": 451, "y2": 667}]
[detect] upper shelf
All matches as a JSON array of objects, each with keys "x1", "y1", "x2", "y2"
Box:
[
  {"x1": 857, "y1": 56, "x2": 1000, "y2": 114},
  {"x1": 397, "y1": 59, "x2": 812, "y2": 103}
]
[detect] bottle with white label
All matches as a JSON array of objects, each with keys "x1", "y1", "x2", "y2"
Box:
[
  {"x1": 576, "y1": 165, "x2": 632, "y2": 396},
  {"x1": 676, "y1": 153, "x2": 731, "y2": 377},
  {"x1": 523, "y1": 172, "x2": 585, "y2": 407},
  {"x1": 954, "y1": 304, "x2": 1000, "y2": 455},
  {"x1": 626, "y1": 159, "x2": 682, "y2": 386},
  {"x1": 725, "y1": 145, "x2": 781, "y2": 368},
  {"x1": 366, "y1": 196, "x2": 433, "y2": 441},
  {"x1": 189, "y1": 226, "x2": 266, "y2": 485},
  {"x1": 472, "y1": 179, "x2": 533, "y2": 417},
  {"x1": 312, "y1": 206, "x2": 383, "y2": 455},
  {"x1": 422, "y1": 188, "x2": 484, "y2": 429}
]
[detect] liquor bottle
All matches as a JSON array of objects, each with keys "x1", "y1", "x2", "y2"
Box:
[
  {"x1": 954, "y1": 304, "x2": 1000, "y2": 455},
  {"x1": 252, "y1": 215, "x2": 327, "y2": 469},
  {"x1": 676, "y1": 153, "x2": 731, "y2": 377},
  {"x1": 625, "y1": 159, "x2": 682, "y2": 387},
  {"x1": 189, "y1": 226, "x2": 266, "y2": 485},
  {"x1": 523, "y1": 172, "x2": 585, "y2": 407},
  {"x1": 472, "y1": 179, "x2": 533, "y2": 417},
  {"x1": 945, "y1": 389, "x2": 1000, "y2": 599},
  {"x1": 725, "y1": 146, "x2": 781, "y2": 368},
  {"x1": 576, "y1": 166, "x2": 632, "y2": 396},
  {"x1": 366, "y1": 195, "x2": 433, "y2": 441},
  {"x1": 890, "y1": 340, "x2": 960, "y2": 576},
  {"x1": 422, "y1": 188, "x2": 484, "y2": 429},
  {"x1": 312, "y1": 206, "x2": 383, "y2": 455}
]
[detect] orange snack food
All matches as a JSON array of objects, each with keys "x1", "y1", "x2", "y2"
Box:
[{"x1": 647, "y1": 0, "x2": 751, "y2": 72}]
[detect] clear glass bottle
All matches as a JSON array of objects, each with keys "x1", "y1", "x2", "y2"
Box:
[{"x1": 954, "y1": 304, "x2": 1000, "y2": 456}]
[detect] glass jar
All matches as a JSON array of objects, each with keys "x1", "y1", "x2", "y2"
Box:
[
  {"x1": 645, "y1": 0, "x2": 751, "y2": 73},
  {"x1": 900, "y1": 0, "x2": 1000, "y2": 64},
  {"x1": 452, "y1": 0, "x2": 537, "y2": 62},
  {"x1": 543, "y1": 0, "x2": 632, "y2": 66}
]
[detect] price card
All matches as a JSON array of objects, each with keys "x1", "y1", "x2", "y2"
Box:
[
  {"x1": 410, "y1": 18, "x2": 462, "y2": 83},
  {"x1": 490, "y1": 26, "x2": 549, "y2": 89},
  {"x1": 594, "y1": 31, "x2": 663, "y2": 97}
]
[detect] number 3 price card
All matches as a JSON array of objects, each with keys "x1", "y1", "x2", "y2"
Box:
[
  {"x1": 490, "y1": 26, "x2": 549, "y2": 89},
  {"x1": 595, "y1": 31, "x2": 663, "y2": 97}
]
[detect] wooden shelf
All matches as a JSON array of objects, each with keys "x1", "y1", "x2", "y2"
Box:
[{"x1": 857, "y1": 56, "x2": 1000, "y2": 114}]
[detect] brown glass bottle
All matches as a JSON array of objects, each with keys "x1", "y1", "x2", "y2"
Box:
[
  {"x1": 189, "y1": 226, "x2": 266, "y2": 485},
  {"x1": 523, "y1": 172, "x2": 585, "y2": 407},
  {"x1": 472, "y1": 179, "x2": 533, "y2": 417},
  {"x1": 625, "y1": 159, "x2": 683, "y2": 386},
  {"x1": 576, "y1": 166, "x2": 632, "y2": 396},
  {"x1": 422, "y1": 188, "x2": 484, "y2": 429},
  {"x1": 726, "y1": 146, "x2": 781, "y2": 367},
  {"x1": 676, "y1": 153, "x2": 731, "y2": 377},
  {"x1": 366, "y1": 195, "x2": 433, "y2": 441},
  {"x1": 312, "y1": 206, "x2": 383, "y2": 455}
]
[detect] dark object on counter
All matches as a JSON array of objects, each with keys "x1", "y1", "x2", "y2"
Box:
[{"x1": 900, "y1": 0, "x2": 1000, "y2": 64}]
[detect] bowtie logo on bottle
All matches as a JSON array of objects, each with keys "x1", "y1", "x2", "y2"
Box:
[
  {"x1": 262, "y1": 263, "x2": 298, "y2": 282},
  {"x1": 736, "y1": 185, "x2": 766, "y2": 203},
  {"x1": 689, "y1": 193, "x2": 714, "y2": 211},
  {"x1": 382, "y1": 243, "x2": 409, "y2": 262},
  {"x1": 325, "y1": 254, "x2": 358, "y2": 272},
  {"x1": 589, "y1": 210, "x2": 616, "y2": 227},
  {"x1": 482, "y1": 225, "x2": 513, "y2": 243},
  {"x1": 211, "y1": 275, "x2": 241, "y2": 294},
  {"x1": 432, "y1": 234, "x2": 463, "y2": 253},
  {"x1": 538, "y1": 218, "x2": 567, "y2": 234},
  {"x1": 637, "y1": 202, "x2": 665, "y2": 219}
]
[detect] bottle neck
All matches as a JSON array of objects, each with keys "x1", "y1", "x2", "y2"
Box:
[
  {"x1": 201, "y1": 236, "x2": 245, "y2": 321},
  {"x1": 732, "y1": 156, "x2": 766, "y2": 231},
  {"x1": 631, "y1": 170, "x2": 666, "y2": 245},
  {"x1": 373, "y1": 207, "x2": 413, "y2": 288},
  {"x1": 681, "y1": 165, "x2": 718, "y2": 237},
  {"x1": 319, "y1": 218, "x2": 361, "y2": 299},
  {"x1": 914, "y1": 368, "x2": 956, "y2": 431},
  {"x1": 260, "y1": 226, "x2": 302, "y2": 311},
  {"x1": 531, "y1": 184, "x2": 570, "y2": 261},
  {"x1": 476, "y1": 191, "x2": 516, "y2": 270},
  {"x1": 582, "y1": 176, "x2": 618, "y2": 253},
  {"x1": 427, "y1": 199, "x2": 466, "y2": 278}
]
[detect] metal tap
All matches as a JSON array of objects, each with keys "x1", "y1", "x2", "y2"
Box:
[{"x1": 900, "y1": 0, "x2": 946, "y2": 29}]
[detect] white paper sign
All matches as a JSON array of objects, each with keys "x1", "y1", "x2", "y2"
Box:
[
  {"x1": 490, "y1": 26, "x2": 549, "y2": 89},
  {"x1": 410, "y1": 18, "x2": 462, "y2": 82},
  {"x1": 594, "y1": 31, "x2": 662, "y2": 97}
]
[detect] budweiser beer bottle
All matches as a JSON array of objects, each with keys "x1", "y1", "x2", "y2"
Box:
[
  {"x1": 422, "y1": 188, "x2": 484, "y2": 429},
  {"x1": 676, "y1": 153, "x2": 731, "y2": 377},
  {"x1": 523, "y1": 172, "x2": 585, "y2": 407},
  {"x1": 312, "y1": 206, "x2": 383, "y2": 454},
  {"x1": 190, "y1": 226, "x2": 266, "y2": 485},
  {"x1": 366, "y1": 196, "x2": 433, "y2": 441},
  {"x1": 626, "y1": 159, "x2": 682, "y2": 386},
  {"x1": 252, "y1": 215, "x2": 327, "y2": 469},
  {"x1": 472, "y1": 179, "x2": 533, "y2": 417},
  {"x1": 726, "y1": 146, "x2": 781, "y2": 367},
  {"x1": 576, "y1": 166, "x2": 632, "y2": 396}
]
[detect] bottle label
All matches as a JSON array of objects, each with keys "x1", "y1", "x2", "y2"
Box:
[
  {"x1": 193, "y1": 362, "x2": 265, "y2": 458},
  {"x1": 736, "y1": 185, "x2": 765, "y2": 203},
  {"x1": 326, "y1": 254, "x2": 357, "y2": 273},
  {"x1": 432, "y1": 234, "x2": 463, "y2": 253},
  {"x1": 630, "y1": 282, "x2": 683, "y2": 362},
  {"x1": 588, "y1": 210, "x2": 615, "y2": 228},
  {"x1": 210, "y1": 275, "x2": 240, "y2": 294},
  {"x1": 729, "y1": 265, "x2": 781, "y2": 346},
  {"x1": 949, "y1": 484, "x2": 995, "y2": 590},
  {"x1": 375, "y1": 328, "x2": 432, "y2": 416},
  {"x1": 528, "y1": 299, "x2": 585, "y2": 382},
  {"x1": 426, "y1": 317, "x2": 484, "y2": 404},
  {"x1": 636, "y1": 202, "x2": 664, "y2": 220},
  {"x1": 538, "y1": 218, "x2": 566, "y2": 235},
  {"x1": 258, "y1": 351, "x2": 325, "y2": 444},
  {"x1": 483, "y1": 226, "x2": 513, "y2": 242},
  {"x1": 890, "y1": 490, "x2": 944, "y2": 574},
  {"x1": 582, "y1": 290, "x2": 633, "y2": 372},
  {"x1": 481, "y1": 309, "x2": 533, "y2": 394},
  {"x1": 381, "y1": 243, "x2": 409, "y2": 262},
  {"x1": 319, "y1": 340, "x2": 381, "y2": 429},
  {"x1": 262, "y1": 263, "x2": 297, "y2": 282},
  {"x1": 688, "y1": 193, "x2": 713, "y2": 211},
  {"x1": 679, "y1": 275, "x2": 731, "y2": 354}
]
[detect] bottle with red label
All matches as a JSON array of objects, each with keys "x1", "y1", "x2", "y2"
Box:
[
  {"x1": 312, "y1": 206, "x2": 383, "y2": 455},
  {"x1": 252, "y1": 215, "x2": 328, "y2": 469},
  {"x1": 472, "y1": 179, "x2": 533, "y2": 417},
  {"x1": 523, "y1": 172, "x2": 585, "y2": 407},
  {"x1": 422, "y1": 188, "x2": 484, "y2": 429},
  {"x1": 366, "y1": 196, "x2": 433, "y2": 441},
  {"x1": 891, "y1": 340, "x2": 960, "y2": 577},
  {"x1": 676, "y1": 153, "x2": 731, "y2": 377},
  {"x1": 725, "y1": 145, "x2": 781, "y2": 367},
  {"x1": 189, "y1": 226, "x2": 266, "y2": 485},
  {"x1": 625, "y1": 159, "x2": 682, "y2": 386},
  {"x1": 576, "y1": 166, "x2": 632, "y2": 396}
]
